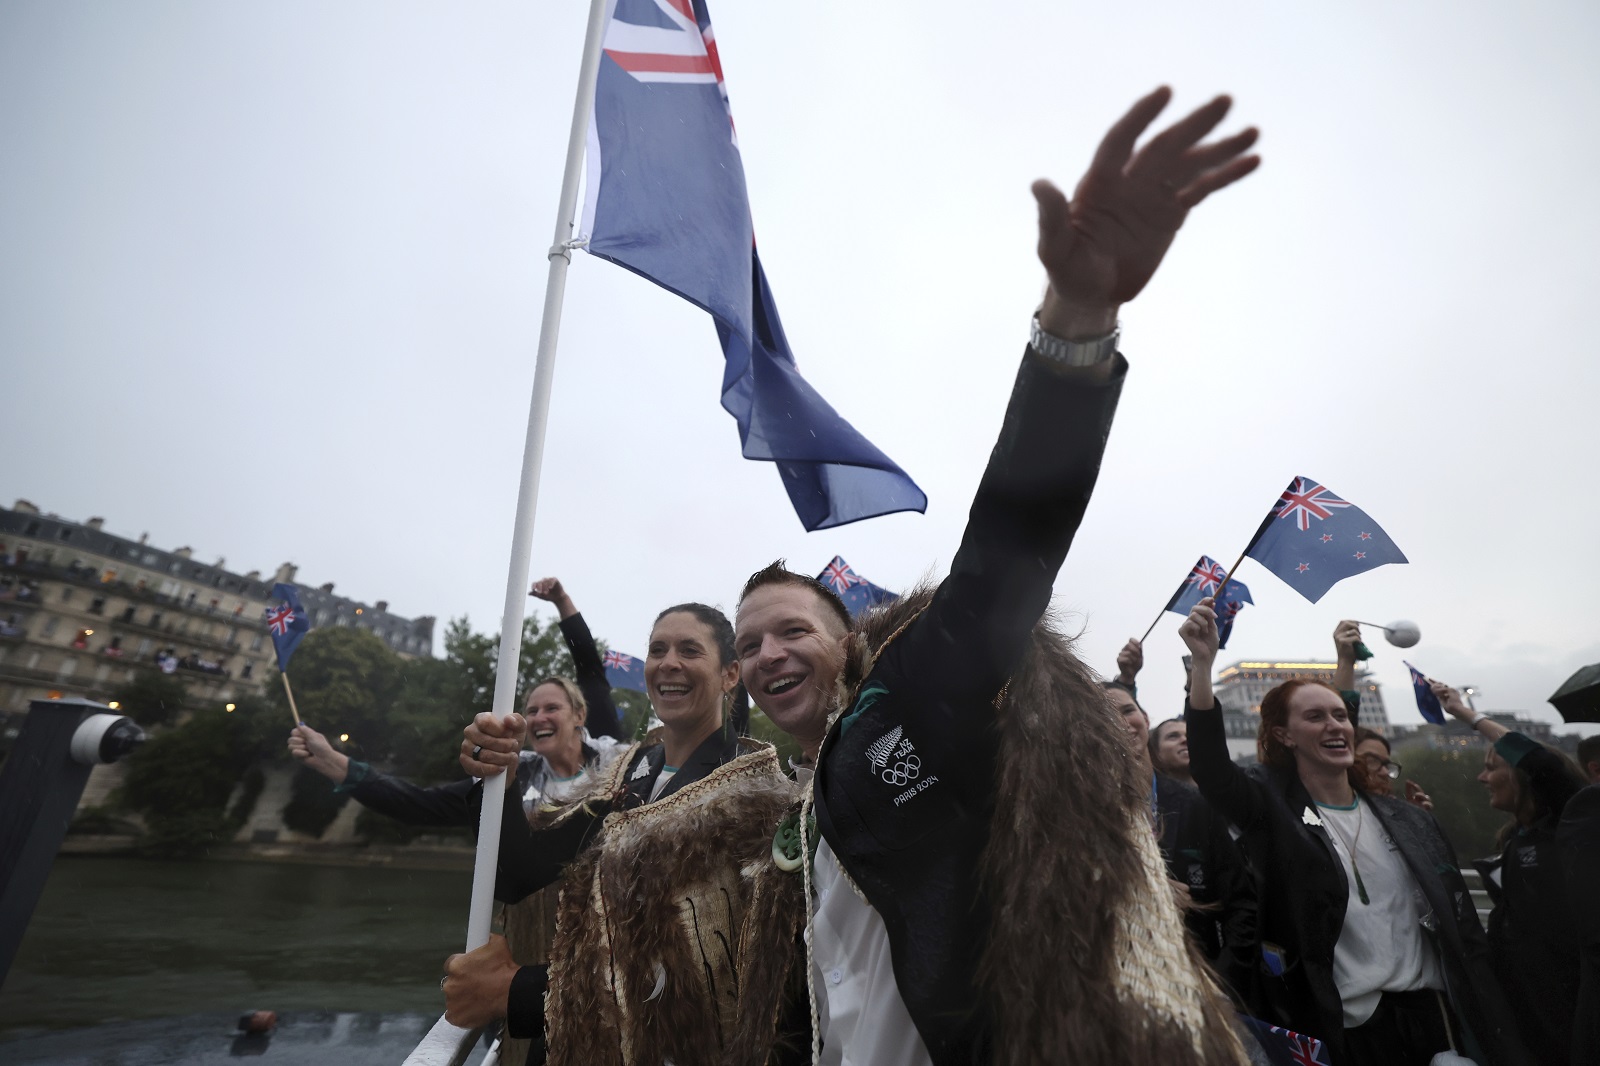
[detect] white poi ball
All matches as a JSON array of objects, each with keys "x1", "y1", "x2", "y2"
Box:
[{"x1": 1383, "y1": 620, "x2": 1421, "y2": 648}]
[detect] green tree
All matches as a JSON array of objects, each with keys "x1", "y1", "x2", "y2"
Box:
[
  {"x1": 1394, "y1": 743, "x2": 1505, "y2": 860},
  {"x1": 111, "y1": 670, "x2": 191, "y2": 728},
  {"x1": 269, "y1": 627, "x2": 403, "y2": 763},
  {"x1": 119, "y1": 694, "x2": 280, "y2": 855}
]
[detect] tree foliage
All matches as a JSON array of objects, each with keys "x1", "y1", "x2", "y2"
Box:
[
  {"x1": 112, "y1": 671, "x2": 192, "y2": 728},
  {"x1": 1393, "y1": 743, "x2": 1507, "y2": 861}
]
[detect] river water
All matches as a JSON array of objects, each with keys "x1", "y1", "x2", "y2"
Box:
[{"x1": 1, "y1": 856, "x2": 473, "y2": 1034}]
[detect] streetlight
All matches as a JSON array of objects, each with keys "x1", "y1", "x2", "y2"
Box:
[
  {"x1": 108, "y1": 701, "x2": 121, "y2": 710},
  {"x1": 1462, "y1": 686, "x2": 1479, "y2": 713},
  {"x1": 225, "y1": 703, "x2": 236, "y2": 712},
  {"x1": 339, "y1": 733, "x2": 350, "y2": 743}
]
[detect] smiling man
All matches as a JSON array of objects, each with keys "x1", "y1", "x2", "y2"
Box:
[{"x1": 733, "y1": 87, "x2": 1262, "y2": 1066}]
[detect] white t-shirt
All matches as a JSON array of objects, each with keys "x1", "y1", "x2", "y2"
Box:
[
  {"x1": 1318, "y1": 796, "x2": 1442, "y2": 1025},
  {"x1": 647, "y1": 766, "x2": 679, "y2": 803},
  {"x1": 811, "y1": 838, "x2": 933, "y2": 1066}
]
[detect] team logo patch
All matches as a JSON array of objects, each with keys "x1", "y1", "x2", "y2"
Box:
[{"x1": 865, "y1": 725, "x2": 921, "y2": 786}]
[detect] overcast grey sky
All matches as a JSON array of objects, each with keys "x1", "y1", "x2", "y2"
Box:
[{"x1": 3, "y1": 0, "x2": 1596, "y2": 732}]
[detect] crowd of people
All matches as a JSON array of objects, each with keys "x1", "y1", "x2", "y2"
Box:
[{"x1": 285, "y1": 88, "x2": 1598, "y2": 1066}]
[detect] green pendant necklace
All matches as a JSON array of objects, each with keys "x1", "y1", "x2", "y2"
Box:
[{"x1": 1321, "y1": 797, "x2": 1370, "y2": 906}]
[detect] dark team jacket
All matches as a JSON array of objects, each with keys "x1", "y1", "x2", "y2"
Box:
[
  {"x1": 1153, "y1": 774, "x2": 1263, "y2": 1011},
  {"x1": 1185, "y1": 699, "x2": 1531, "y2": 1066},
  {"x1": 337, "y1": 612, "x2": 627, "y2": 826},
  {"x1": 1471, "y1": 732, "x2": 1584, "y2": 1065},
  {"x1": 1556, "y1": 784, "x2": 1600, "y2": 1066},
  {"x1": 811, "y1": 348, "x2": 1126, "y2": 1066}
]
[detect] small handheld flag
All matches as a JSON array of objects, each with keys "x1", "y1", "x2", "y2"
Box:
[
  {"x1": 602, "y1": 648, "x2": 648, "y2": 694},
  {"x1": 264, "y1": 582, "x2": 311, "y2": 671},
  {"x1": 1243, "y1": 477, "x2": 1407, "y2": 603},
  {"x1": 817, "y1": 556, "x2": 898, "y2": 618},
  {"x1": 1404, "y1": 661, "x2": 1446, "y2": 725},
  {"x1": 1163, "y1": 555, "x2": 1253, "y2": 649},
  {"x1": 1239, "y1": 1016, "x2": 1331, "y2": 1066},
  {"x1": 582, "y1": 0, "x2": 926, "y2": 530}
]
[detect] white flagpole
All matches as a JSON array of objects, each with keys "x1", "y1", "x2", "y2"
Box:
[{"x1": 464, "y1": 0, "x2": 612, "y2": 952}]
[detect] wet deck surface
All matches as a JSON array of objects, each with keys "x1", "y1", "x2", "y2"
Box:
[{"x1": 0, "y1": 1011, "x2": 493, "y2": 1065}]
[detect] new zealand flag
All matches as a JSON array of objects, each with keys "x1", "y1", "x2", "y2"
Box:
[
  {"x1": 1243, "y1": 477, "x2": 1407, "y2": 603},
  {"x1": 817, "y1": 555, "x2": 898, "y2": 618},
  {"x1": 602, "y1": 648, "x2": 648, "y2": 694},
  {"x1": 1404, "y1": 661, "x2": 1447, "y2": 725},
  {"x1": 1164, "y1": 554, "x2": 1253, "y2": 649},
  {"x1": 1239, "y1": 1015, "x2": 1331, "y2": 1066},
  {"x1": 264, "y1": 582, "x2": 312, "y2": 671},
  {"x1": 581, "y1": 0, "x2": 926, "y2": 530}
]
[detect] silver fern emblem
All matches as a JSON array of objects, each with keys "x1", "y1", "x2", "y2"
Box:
[{"x1": 865, "y1": 726, "x2": 903, "y2": 769}]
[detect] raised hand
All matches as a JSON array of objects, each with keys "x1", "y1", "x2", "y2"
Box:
[
  {"x1": 529, "y1": 577, "x2": 577, "y2": 620},
  {"x1": 1333, "y1": 620, "x2": 1362, "y2": 662},
  {"x1": 460, "y1": 711, "x2": 527, "y2": 778},
  {"x1": 1116, "y1": 637, "x2": 1144, "y2": 686},
  {"x1": 1178, "y1": 597, "x2": 1221, "y2": 663},
  {"x1": 1033, "y1": 87, "x2": 1259, "y2": 337},
  {"x1": 288, "y1": 724, "x2": 350, "y2": 784},
  {"x1": 1428, "y1": 680, "x2": 1474, "y2": 723}
]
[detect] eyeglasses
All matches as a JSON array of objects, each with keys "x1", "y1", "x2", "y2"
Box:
[{"x1": 1359, "y1": 753, "x2": 1402, "y2": 779}]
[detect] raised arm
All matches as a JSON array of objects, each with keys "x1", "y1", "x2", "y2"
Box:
[
  {"x1": 1331, "y1": 619, "x2": 1363, "y2": 724},
  {"x1": 532, "y1": 577, "x2": 625, "y2": 742},
  {"x1": 1181, "y1": 597, "x2": 1272, "y2": 832},
  {"x1": 900, "y1": 89, "x2": 1261, "y2": 706},
  {"x1": 1433, "y1": 681, "x2": 1582, "y2": 819},
  {"x1": 290, "y1": 723, "x2": 473, "y2": 826}
]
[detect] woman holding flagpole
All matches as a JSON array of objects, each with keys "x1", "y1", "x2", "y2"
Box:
[
  {"x1": 443, "y1": 600, "x2": 794, "y2": 1066},
  {"x1": 1181, "y1": 597, "x2": 1529, "y2": 1066}
]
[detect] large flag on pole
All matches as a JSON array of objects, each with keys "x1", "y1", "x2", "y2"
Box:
[
  {"x1": 580, "y1": 0, "x2": 927, "y2": 531},
  {"x1": 1243, "y1": 477, "x2": 1407, "y2": 603},
  {"x1": 264, "y1": 582, "x2": 311, "y2": 670},
  {"x1": 817, "y1": 555, "x2": 898, "y2": 618},
  {"x1": 1164, "y1": 554, "x2": 1252, "y2": 649}
]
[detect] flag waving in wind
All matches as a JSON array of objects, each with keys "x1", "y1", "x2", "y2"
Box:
[
  {"x1": 1404, "y1": 662, "x2": 1446, "y2": 725},
  {"x1": 816, "y1": 556, "x2": 898, "y2": 618},
  {"x1": 1164, "y1": 555, "x2": 1253, "y2": 650},
  {"x1": 264, "y1": 582, "x2": 312, "y2": 671},
  {"x1": 1243, "y1": 477, "x2": 1408, "y2": 602},
  {"x1": 602, "y1": 648, "x2": 648, "y2": 694},
  {"x1": 581, "y1": 0, "x2": 926, "y2": 531}
]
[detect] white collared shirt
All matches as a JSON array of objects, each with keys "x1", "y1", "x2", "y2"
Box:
[{"x1": 811, "y1": 837, "x2": 933, "y2": 1066}]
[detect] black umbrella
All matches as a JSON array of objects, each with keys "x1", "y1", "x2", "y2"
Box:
[{"x1": 1549, "y1": 662, "x2": 1600, "y2": 723}]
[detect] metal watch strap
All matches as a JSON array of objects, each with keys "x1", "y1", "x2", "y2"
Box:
[{"x1": 1029, "y1": 315, "x2": 1119, "y2": 367}]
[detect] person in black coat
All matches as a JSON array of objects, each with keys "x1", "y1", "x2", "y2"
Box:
[
  {"x1": 1431, "y1": 680, "x2": 1588, "y2": 1065},
  {"x1": 1557, "y1": 783, "x2": 1600, "y2": 1065},
  {"x1": 1180, "y1": 597, "x2": 1530, "y2": 1066}
]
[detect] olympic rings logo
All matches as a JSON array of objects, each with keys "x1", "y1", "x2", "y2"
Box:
[{"x1": 880, "y1": 755, "x2": 921, "y2": 786}]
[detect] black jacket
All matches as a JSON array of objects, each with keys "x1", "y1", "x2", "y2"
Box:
[
  {"x1": 1185, "y1": 699, "x2": 1530, "y2": 1066},
  {"x1": 1557, "y1": 784, "x2": 1600, "y2": 1066},
  {"x1": 812, "y1": 348, "x2": 1125, "y2": 1065},
  {"x1": 1154, "y1": 774, "x2": 1262, "y2": 1011},
  {"x1": 1472, "y1": 732, "x2": 1584, "y2": 1065}
]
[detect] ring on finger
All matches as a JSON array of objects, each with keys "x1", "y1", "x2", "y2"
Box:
[
  {"x1": 471, "y1": 745, "x2": 484, "y2": 760},
  {"x1": 440, "y1": 976, "x2": 448, "y2": 990}
]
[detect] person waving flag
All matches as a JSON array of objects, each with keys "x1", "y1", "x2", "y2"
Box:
[
  {"x1": 1242, "y1": 477, "x2": 1407, "y2": 602},
  {"x1": 601, "y1": 648, "x2": 648, "y2": 694},
  {"x1": 581, "y1": 0, "x2": 926, "y2": 530}
]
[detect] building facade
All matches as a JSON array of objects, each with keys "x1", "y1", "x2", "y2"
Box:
[
  {"x1": 1211, "y1": 659, "x2": 1390, "y2": 761},
  {"x1": 0, "y1": 500, "x2": 434, "y2": 721}
]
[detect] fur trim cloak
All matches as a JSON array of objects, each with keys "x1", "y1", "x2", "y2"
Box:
[
  {"x1": 537, "y1": 735, "x2": 797, "y2": 1066},
  {"x1": 736, "y1": 587, "x2": 1248, "y2": 1065}
]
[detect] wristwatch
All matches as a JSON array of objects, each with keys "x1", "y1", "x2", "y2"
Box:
[{"x1": 1029, "y1": 315, "x2": 1119, "y2": 367}]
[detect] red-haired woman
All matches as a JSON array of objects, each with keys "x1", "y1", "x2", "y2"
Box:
[{"x1": 1180, "y1": 598, "x2": 1529, "y2": 1066}]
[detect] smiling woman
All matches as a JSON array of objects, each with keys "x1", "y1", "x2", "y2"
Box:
[
  {"x1": 448, "y1": 599, "x2": 795, "y2": 1065},
  {"x1": 1179, "y1": 597, "x2": 1530, "y2": 1065}
]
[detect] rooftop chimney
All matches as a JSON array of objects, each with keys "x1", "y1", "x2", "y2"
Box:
[
  {"x1": 319, "y1": 582, "x2": 335, "y2": 594},
  {"x1": 138, "y1": 533, "x2": 148, "y2": 545},
  {"x1": 174, "y1": 546, "x2": 193, "y2": 560},
  {"x1": 85, "y1": 517, "x2": 105, "y2": 531},
  {"x1": 375, "y1": 600, "x2": 388, "y2": 612},
  {"x1": 244, "y1": 570, "x2": 261, "y2": 581},
  {"x1": 13, "y1": 500, "x2": 40, "y2": 515},
  {"x1": 214, "y1": 557, "x2": 225, "y2": 569},
  {"x1": 273, "y1": 562, "x2": 297, "y2": 585}
]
